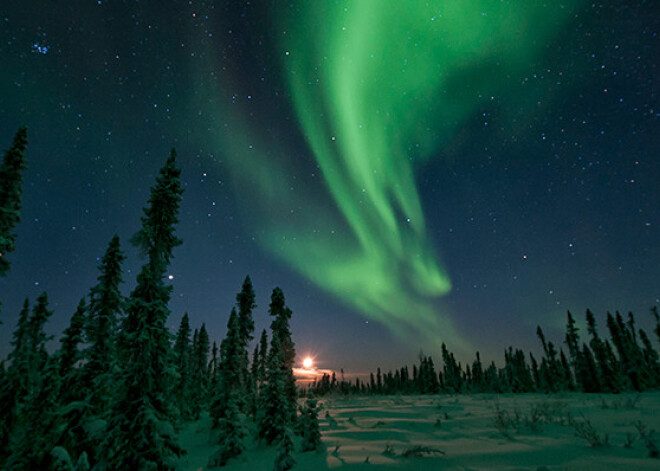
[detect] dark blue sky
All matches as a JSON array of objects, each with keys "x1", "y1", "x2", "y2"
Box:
[{"x1": 1, "y1": 1, "x2": 658, "y2": 374}]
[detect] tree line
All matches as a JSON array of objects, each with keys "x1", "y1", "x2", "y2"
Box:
[
  {"x1": 0, "y1": 128, "x2": 320, "y2": 470},
  {"x1": 309, "y1": 307, "x2": 660, "y2": 397}
]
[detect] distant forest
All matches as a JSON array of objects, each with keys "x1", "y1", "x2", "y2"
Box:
[
  {"x1": 309, "y1": 306, "x2": 660, "y2": 397},
  {"x1": 1, "y1": 128, "x2": 659, "y2": 470}
]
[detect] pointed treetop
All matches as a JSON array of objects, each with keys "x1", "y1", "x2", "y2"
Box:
[{"x1": 130, "y1": 148, "x2": 183, "y2": 267}]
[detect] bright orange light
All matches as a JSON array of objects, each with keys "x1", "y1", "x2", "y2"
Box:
[{"x1": 303, "y1": 357, "x2": 313, "y2": 369}]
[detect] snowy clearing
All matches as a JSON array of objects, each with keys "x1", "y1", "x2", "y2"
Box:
[{"x1": 177, "y1": 392, "x2": 660, "y2": 470}]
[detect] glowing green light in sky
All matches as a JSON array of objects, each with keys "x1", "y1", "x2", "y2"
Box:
[{"x1": 211, "y1": 1, "x2": 577, "y2": 350}]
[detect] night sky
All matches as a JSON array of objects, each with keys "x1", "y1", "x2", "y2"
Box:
[{"x1": 1, "y1": 1, "x2": 658, "y2": 375}]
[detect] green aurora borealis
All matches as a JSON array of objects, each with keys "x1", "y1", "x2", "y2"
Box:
[
  {"x1": 211, "y1": 1, "x2": 580, "y2": 349},
  {"x1": 0, "y1": 0, "x2": 657, "y2": 370}
]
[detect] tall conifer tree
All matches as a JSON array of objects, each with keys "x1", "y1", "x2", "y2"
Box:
[
  {"x1": 190, "y1": 324, "x2": 211, "y2": 418},
  {"x1": 211, "y1": 308, "x2": 243, "y2": 425},
  {"x1": 236, "y1": 276, "x2": 256, "y2": 381},
  {"x1": 57, "y1": 299, "x2": 87, "y2": 396},
  {"x1": 173, "y1": 313, "x2": 193, "y2": 420},
  {"x1": 258, "y1": 288, "x2": 296, "y2": 444},
  {"x1": 103, "y1": 150, "x2": 183, "y2": 469},
  {"x1": 83, "y1": 235, "x2": 125, "y2": 413}
]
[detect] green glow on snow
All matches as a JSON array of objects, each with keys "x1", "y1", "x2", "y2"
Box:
[{"x1": 210, "y1": 1, "x2": 578, "y2": 350}]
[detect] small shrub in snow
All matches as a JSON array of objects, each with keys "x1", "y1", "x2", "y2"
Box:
[
  {"x1": 381, "y1": 444, "x2": 396, "y2": 457},
  {"x1": 624, "y1": 432, "x2": 637, "y2": 449},
  {"x1": 400, "y1": 445, "x2": 445, "y2": 458},
  {"x1": 572, "y1": 415, "x2": 609, "y2": 448},
  {"x1": 633, "y1": 421, "x2": 659, "y2": 458},
  {"x1": 493, "y1": 404, "x2": 514, "y2": 439}
]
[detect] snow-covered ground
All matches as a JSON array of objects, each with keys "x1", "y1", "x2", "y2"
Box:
[{"x1": 177, "y1": 392, "x2": 660, "y2": 470}]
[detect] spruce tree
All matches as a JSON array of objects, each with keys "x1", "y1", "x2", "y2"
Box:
[
  {"x1": 638, "y1": 328, "x2": 660, "y2": 388},
  {"x1": 607, "y1": 311, "x2": 640, "y2": 390},
  {"x1": 210, "y1": 340, "x2": 220, "y2": 391},
  {"x1": 268, "y1": 287, "x2": 297, "y2": 423},
  {"x1": 0, "y1": 126, "x2": 27, "y2": 277},
  {"x1": 258, "y1": 329, "x2": 268, "y2": 383},
  {"x1": 84, "y1": 234, "x2": 125, "y2": 411},
  {"x1": 529, "y1": 353, "x2": 540, "y2": 391},
  {"x1": 5, "y1": 293, "x2": 57, "y2": 469},
  {"x1": 173, "y1": 313, "x2": 193, "y2": 420},
  {"x1": 57, "y1": 299, "x2": 87, "y2": 398},
  {"x1": 247, "y1": 342, "x2": 260, "y2": 417},
  {"x1": 258, "y1": 328, "x2": 289, "y2": 445},
  {"x1": 236, "y1": 275, "x2": 256, "y2": 386},
  {"x1": 0, "y1": 362, "x2": 12, "y2": 463},
  {"x1": 579, "y1": 344, "x2": 601, "y2": 392},
  {"x1": 564, "y1": 310, "x2": 582, "y2": 389},
  {"x1": 191, "y1": 323, "x2": 210, "y2": 418},
  {"x1": 103, "y1": 150, "x2": 183, "y2": 470},
  {"x1": 6, "y1": 356, "x2": 61, "y2": 469},
  {"x1": 586, "y1": 309, "x2": 619, "y2": 392},
  {"x1": 300, "y1": 390, "x2": 322, "y2": 452},
  {"x1": 0, "y1": 299, "x2": 30, "y2": 463},
  {"x1": 273, "y1": 427, "x2": 296, "y2": 471},
  {"x1": 211, "y1": 308, "x2": 243, "y2": 426},
  {"x1": 27, "y1": 292, "x2": 54, "y2": 380},
  {"x1": 652, "y1": 306, "x2": 660, "y2": 346},
  {"x1": 559, "y1": 349, "x2": 575, "y2": 391},
  {"x1": 471, "y1": 352, "x2": 486, "y2": 393},
  {"x1": 209, "y1": 390, "x2": 247, "y2": 467}
]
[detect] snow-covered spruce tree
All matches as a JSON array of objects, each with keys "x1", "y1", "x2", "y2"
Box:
[
  {"x1": 248, "y1": 342, "x2": 260, "y2": 417},
  {"x1": 211, "y1": 308, "x2": 243, "y2": 426},
  {"x1": 27, "y1": 292, "x2": 54, "y2": 386},
  {"x1": 208, "y1": 389, "x2": 247, "y2": 467},
  {"x1": 258, "y1": 328, "x2": 289, "y2": 445},
  {"x1": 6, "y1": 355, "x2": 61, "y2": 469},
  {"x1": 52, "y1": 300, "x2": 96, "y2": 468},
  {"x1": 174, "y1": 312, "x2": 193, "y2": 420},
  {"x1": 257, "y1": 328, "x2": 268, "y2": 383},
  {"x1": 236, "y1": 275, "x2": 256, "y2": 382},
  {"x1": 5, "y1": 293, "x2": 59, "y2": 469},
  {"x1": 57, "y1": 299, "x2": 87, "y2": 397},
  {"x1": 209, "y1": 340, "x2": 219, "y2": 393},
  {"x1": 83, "y1": 234, "x2": 125, "y2": 411},
  {"x1": 50, "y1": 236, "x2": 126, "y2": 467},
  {"x1": 0, "y1": 299, "x2": 29, "y2": 464},
  {"x1": 300, "y1": 390, "x2": 322, "y2": 452},
  {"x1": 102, "y1": 149, "x2": 184, "y2": 470},
  {"x1": 273, "y1": 426, "x2": 296, "y2": 471},
  {"x1": 0, "y1": 126, "x2": 27, "y2": 277},
  {"x1": 191, "y1": 323, "x2": 211, "y2": 419},
  {"x1": 268, "y1": 287, "x2": 297, "y2": 422}
]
